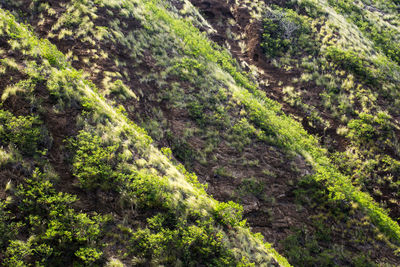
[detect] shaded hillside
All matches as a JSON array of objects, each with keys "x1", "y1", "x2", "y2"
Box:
[{"x1": 0, "y1": 0, "x2": 400, "y2": 266}]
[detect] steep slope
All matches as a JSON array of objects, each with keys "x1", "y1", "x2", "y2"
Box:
[
  {"x1": 189, "y1": 0, "x2": 400, "y2": 263},
  {"x1": 1, "y1": 0, "x2": 400, "y2": 266},
  {"x1": 202, "y1": 0, "x2": 400, "y2": 223},
  {"x1": 0, "y1": 7, "x2": 287, "y2": 266}
]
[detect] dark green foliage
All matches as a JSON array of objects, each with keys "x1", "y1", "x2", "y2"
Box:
[
  {"x1": 347, "y1": 112, "x2": 394, "y2": 148},
  {"x1": 261, "y1": 8, "x2": 314, "y2": 57},
  {"x1": 293, "y1": 175, "x2": 330, "y2": 209},
  {"x1": 125, "y1": 171, "x2": 170, "y2": 209},
  {"x1": 325, "y1": 47, "x2": 377, "y2": 85},
  {"x1": 262, "y1": 15, "x2": 290, "y2": 57},
  {"x1": 127, "y1": 213, "x2": 237, "y2": 266},
  {"x1": 166, "y1": 131, "x2": 195, "y2": 166},
  {"x1": 0, "y1": 109, "x2": 46, "y2": 155},
  {"x1": 0, "y1": 201, "x2": 15, "y2": 248},
  {"x1": 293, "y1": 175, "x2": 353, "y2": 221},
  {"x1": 70, "y1": 130, "x2": 121, "y2": 191},
  {"x1": 282, "y1": 229, "x2": 332, "y2": 266},
  {"x1": 215, "y1": 201, "x2": 245, "y2": 228},
  {"x1": 188, "y1": 101, "x2": 205, "y2": 125},
  {"x1": 354, "y1": 255, "x2": 376, "y2": 267},
  {"x1": 3, "y1": 169, "x2": 106, "y2": 266}
]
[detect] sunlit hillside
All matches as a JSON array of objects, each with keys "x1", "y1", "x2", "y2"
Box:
[{"x1": 0, "y1": 0, "x2": 400, "y2": 266}]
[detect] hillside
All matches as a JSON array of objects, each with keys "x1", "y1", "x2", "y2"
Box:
[{"x1": 0, "y1": 0, "x2": 400, "y2": 266}]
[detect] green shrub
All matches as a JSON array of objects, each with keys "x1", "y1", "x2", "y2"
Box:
[
  {"x1": 74, "y1": 247, "x2": 103, "y2": 264},
  {"x1": 71, "y1": 131, "x2": 121, "y2": 190},
  {"x1": 262, "y1": 12, "x2": 293, "y2": 57},
  {"x1": 128, "y1": 214, "x2": 237, "y2": 266},
  {"x1": 16, "y1": 169, "x2": 77, "y2": 217},
  {"x1": 4, "y1": 239, "x2": 33, "y2": 267},
  {"x1": 125, "y1": 171, "x2": 170, "y2": 209},
  {"x1": 13, "y1": 169, "x2": 106, "y2": 265},
  {"x1": 347, "y1": 112, "x2": 393, "y2": 148},
  {"x1": 325, "y1": 47, "x2": 377, "y2": 85},
  {"x1": 0, "y1": 201, "x2": 14, "y2": 248},
  {"x1": 0, "y1": 109, "x2": 45, "y2": 155},
  {"x1": 261, "y1": 8, "x2": 314, "y2": 57},
  {"x1": 215, "y1": 201, "x2": 245, "y2": 227}
]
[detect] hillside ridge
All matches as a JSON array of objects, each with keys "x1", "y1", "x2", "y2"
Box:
[{"x1": 0, "y1": 0, "x2": 400, "y2": 266}]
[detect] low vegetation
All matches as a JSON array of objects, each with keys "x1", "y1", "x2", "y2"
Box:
[
  {"x1": 0, "y1": 7, "x2": 288, "y2": 266},
  {"x1": 0, "y1": 0, "x2": 400, "y2": 265}
]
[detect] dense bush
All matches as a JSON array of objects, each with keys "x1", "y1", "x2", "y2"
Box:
[
  {"x1": 347, "y1": 112, "x2": 394, "y2": 148},
  {"x1": 3, "y1": 169, "x2": 106, "y2": 266},
  {"x1": 0, "y1": 201, "x2": 14, "y2": 248},
  {"x1": 214, "y1": 201, "x2": 245, "y2": 228},
  {"x1": 127, "y1": 213, "x2": 237, "y2": 266},
  {"x1": 325, "y1": 47, "x2": 377, "y2": 85},
  {"x1": 70, "y1": 131, "x2": 121, "y2": 190},
  {"x1": 261, "y1": 8, "x2": 314, "y2": 57},
  {"x1": 0, "y1": 109, "x2": 46, "y2": 155}
]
